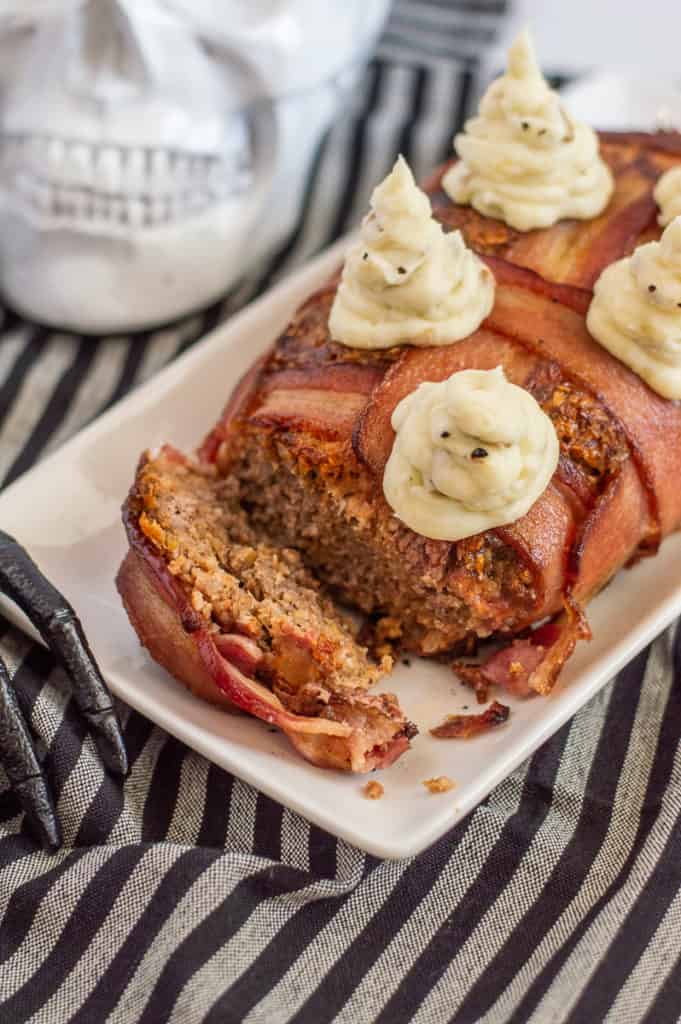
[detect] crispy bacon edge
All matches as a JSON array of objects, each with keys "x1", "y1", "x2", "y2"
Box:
[
  {"x1": 453, "y1": 598, "x2": 591, "y2": 701},
  {"x1": 598, "y1": 130, "x2": 681, "y2": 156},
  {"x1": 430, "y1": 701, "x2": 510, "y2": 739}
]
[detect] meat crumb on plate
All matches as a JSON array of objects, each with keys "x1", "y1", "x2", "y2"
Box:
[
  {"x1": 422, "y1": 776, "x2": 456, "y2": 794},
  {"x1": 363, "y1": 780, "x2": 384, "y2": 800}
]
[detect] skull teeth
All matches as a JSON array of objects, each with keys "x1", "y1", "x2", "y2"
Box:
[
  {"x1": 0, "y1": 133, "x2": 251, "y2": 227},
  {"x1": 8, "y1": 177, "x2": 243, "y2": 226}
]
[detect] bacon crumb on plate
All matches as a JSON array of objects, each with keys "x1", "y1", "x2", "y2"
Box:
[
  {"x1": 422, "y1": 776, "x2": 456, "y2": 794},
  {"x1": 453, "y1": 599, "x2": 590, "y2": 702},
  {"x1": 430, "y1": 701, "x2": 510, "y2": 739},
  {"x1": 363, "y1": 780, "x2": 384, "y2": 800}
]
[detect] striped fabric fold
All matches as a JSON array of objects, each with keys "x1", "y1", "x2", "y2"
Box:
[{"x1": 2, "y1": 2, "x2": 681, "y2": 1022}]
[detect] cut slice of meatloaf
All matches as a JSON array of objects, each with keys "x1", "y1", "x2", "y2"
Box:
[{"x1": 117, "y1": 446, "x2": 416, "y2": 772}]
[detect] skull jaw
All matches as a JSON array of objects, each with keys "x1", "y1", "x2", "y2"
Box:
[{"x1": 0, "y1": 198, "x2": 258, "y2": 333}]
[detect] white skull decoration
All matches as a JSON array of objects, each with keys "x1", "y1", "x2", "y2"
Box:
[{"x1": 0, "y1": 0, "x2": 390, "y2": 332}]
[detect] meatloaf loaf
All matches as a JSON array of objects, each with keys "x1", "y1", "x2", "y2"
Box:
[{"x1": 119, "y1": 131, "x2": 681, "y2": 770}]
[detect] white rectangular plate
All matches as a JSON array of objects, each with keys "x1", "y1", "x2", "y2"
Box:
[{"x1": 2, "y1": 239, "x2": 681, "y2": 860}]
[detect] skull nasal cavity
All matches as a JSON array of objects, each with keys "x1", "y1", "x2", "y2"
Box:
[{"x1": 69, "y1": 0, "x2": 154, "y2": 100}]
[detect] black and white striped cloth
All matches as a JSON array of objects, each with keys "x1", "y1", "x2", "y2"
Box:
[{"x1": 2, "y1": 3, "x2": 681, "y2": 1021}]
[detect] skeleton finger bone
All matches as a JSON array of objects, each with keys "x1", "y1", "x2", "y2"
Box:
[
  {"x1": 0, "y1": 656, "x2": 60, "y2": 850},
  {"x1": 0, "y1": 531, "x2": 128, "y2": 778}
]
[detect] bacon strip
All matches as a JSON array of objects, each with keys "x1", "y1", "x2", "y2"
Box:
[
  {"x1": 505, "y1": 158, "x2": 659, "y2": 290},
  {"x1": 525, "y1": 598, "x2": 591, "y2": 696},
  {"x1": 426, "y1": 138, "x2": 666, "y2": 293},
  {"x1": 455, "y1": 644, "x2": 545, "y2": 702},
  {"x1": 486, "y1": 282, "x2": 681, "y2": 542},
  {"x1": 569, "y1": 460, "x2": 649, "y2": 599},
  {"x1": 251, "y1": 389, "x2": 368, "y2": 442},
  {"x1": 261, "y1": 364, "x2": 383, "y2": 395},
  {"x1": 482, "y1": 254, "x2": 591, "y2": 315},
  {"x1": 453, "y1": 598, "x2": 590, "y2": 700},
  {"x1": 353, "y1": 328, "x2": 542, "y2": 476},
  {"x1": 430, "y1": 701, "x2": 510, "y2": 739},
  {"x1": 495, "y1": 483, "x2": 574, "y2": 623},
  {"x1": 249, "y1": 364, "x2": 382, "y2": 442},
  {"x1": 213, "y1": 633, "x2": 263, "y2": 675},
  {"x1": 599, "y1": 131, "x2": 681, "y2": 158}
]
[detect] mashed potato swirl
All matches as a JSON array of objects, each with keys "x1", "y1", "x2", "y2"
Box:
[
  {"x1": 443, "y1": 30, "x2": 613, "y2": 232},
  {"x1": 329, "y1": 156, "x2": 494, "y2": 349},
  {"x1": 383, "y1": 367, "x2": 559, "y2": 541}
]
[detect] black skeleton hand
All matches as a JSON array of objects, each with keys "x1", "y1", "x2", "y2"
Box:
[{"x1": 0, "y1": 531, "x2": 127, "y2": 850}]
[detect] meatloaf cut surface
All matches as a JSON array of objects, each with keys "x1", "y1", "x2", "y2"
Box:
[{"x1": 117, "y1": 446, "x2": 416, "y2": 771}]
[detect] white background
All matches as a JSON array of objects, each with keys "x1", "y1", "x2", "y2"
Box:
[{"x1": 492, "y1": 0, "x2": 681, "y2": 75}]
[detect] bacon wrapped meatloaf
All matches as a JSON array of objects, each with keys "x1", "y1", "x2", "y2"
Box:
[{"x1": 118, "y1": 130, "x2": 681, "y2": 771}]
